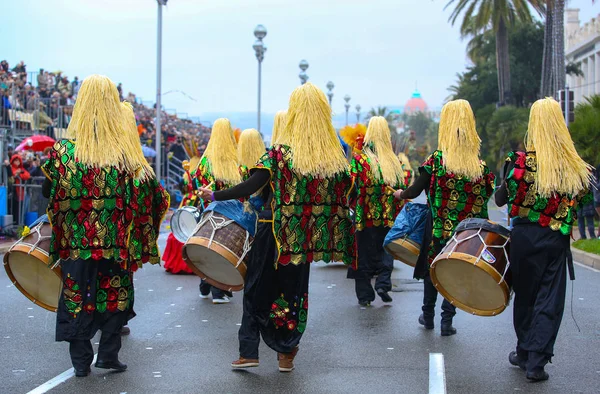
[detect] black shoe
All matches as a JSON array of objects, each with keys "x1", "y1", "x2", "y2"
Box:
[
  {"x1": 120, "y1": 326, "x2": 130, "y2": 336},
  {"x1": 526, "y1": 370, "x2": 549, "y2": 382},
  {"x1": 509, "y1": 351, "x2": 526, "y2": 370},
  {"x1": 418, "y1": 314, "x2": 434, "y2": 330},
  {"x1": 441, "y1": 324, "x2": 457, "y2": 336},
  {"x1": 358, "y1": 300, "x2": 371, "y2": 307},
  {"x1": 376, "y1": 288, "x2": 393, "y2": 303},
  {"x1": 95, "y1": 359, "x2": 128, "y2": 372},
  {"x1": 75, "y1": 367, "x2": 91, "y2": 377}
]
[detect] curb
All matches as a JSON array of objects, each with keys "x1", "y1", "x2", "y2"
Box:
[{"x1": 571, "y1": 247, "x2": 600, "y2": 270}]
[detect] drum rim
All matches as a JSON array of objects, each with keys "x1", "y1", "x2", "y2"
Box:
[
  {"x1": 454, "y1": 218, "x2": 511, "y2": 238},
  {"x1": 3, "y1": 246, "x2": 62, "y2": 312},
  {"x1": 430, "y1": 251, "x2": 510, "y2": 317},
  {"x1": 182, "y1": 237, "x2": 247, "y2": 292},
  {"x1": 172, "y1": 206, "x2": 201, "y2": 243},
  {"x1": 384, "y1": 238, "x2": 420, "y2": 267}
]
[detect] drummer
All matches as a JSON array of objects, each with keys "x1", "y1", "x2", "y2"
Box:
[
  {"x1": 393, "y1": 99, "x2": 495, "y2": 336},
  {"x1": 198, "y1": 83, "x2": 356, "y2": 373},
  {"x1": 41, "y1": 75, "x2": 169, "y2": 377},
  {"x1": 237, "y1": 128, "x2": 266, "y2": 176},
  {"x1": 495, "y1": 97, "x2": 592, "y2": 382},
  {"x1": 195, "y1": 118, "x2": 243, "y2": 304},
  {"x1": 347, "y1": 116, "x2": 405, "y2": 306}
]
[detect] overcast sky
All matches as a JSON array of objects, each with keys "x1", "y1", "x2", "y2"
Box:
[{"x1": 3, "y1": 0, "x2": 599, "y2": 117}]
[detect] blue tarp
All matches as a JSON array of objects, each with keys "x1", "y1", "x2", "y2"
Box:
[
  {"x1": 204, "y1": 196, "x2": 264, "y2": 237},
  {"x1": 383, "y1": 202, "x2": 428, "y2": 247}
]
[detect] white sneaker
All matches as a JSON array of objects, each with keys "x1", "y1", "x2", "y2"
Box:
[
  {"x1": 213, "y1": 296, "x2": 230, "y2": 304},
  {"x1": 199, "y1": 293, "x2": 210, "y2": 299}
]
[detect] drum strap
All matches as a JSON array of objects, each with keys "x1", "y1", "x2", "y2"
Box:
[{"x1": 196, "y1": 211, "x2": 253, "y2": 268}]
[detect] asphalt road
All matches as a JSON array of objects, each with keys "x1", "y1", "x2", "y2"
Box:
[{"x1": 1, "y1": 199, "x2": 600, "y2": 394}]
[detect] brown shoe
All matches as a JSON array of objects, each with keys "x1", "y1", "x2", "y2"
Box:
[
  {"x1": 231, "y1": 357, "x2": 259, "y2": 369},
  {"x1": 277, "y1": 347, "x2": 298, "y2": 372}
]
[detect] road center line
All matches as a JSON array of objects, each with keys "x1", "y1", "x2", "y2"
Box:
[
  {"x1": 429, "y1": 353, "x2": 447, "y2": 394},
  {"x1": 27, "y1": 354, "x2": 98, "y2": 394}
]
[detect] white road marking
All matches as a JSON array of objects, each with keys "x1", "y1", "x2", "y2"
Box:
[
  {"x1": 429, "y1": 353, "x2": 446, "y2": 394},
  {"x1": 574, "y1": 261, "x2": 600, "y2": 273},
  {"x1": 27, "y1": 354, "x2": 97, "y2": 394}
]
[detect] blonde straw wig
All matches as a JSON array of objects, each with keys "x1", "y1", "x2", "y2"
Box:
[
  {"x1": 238, "y1": 128, "x2": 266, "y2": 168},
  {"x1": 271, "y1": 110, "x2": 287, "y2": 146},
  {"x1": 398, "y1": 152, "x2": 414, "y2": 182},
  {"x1": 526, "y1": 97, "x2": 592, "y2": 197},
  {"x1": 121, "y1": 101, "x2": 154, "y2": 180},
  {"x1": 201, "y1": 118, "x2": 241, "y2": 184},
  {"x1": 363, "y1": 116, "x2": 403, "y2": 185},
  {"x1": 438, "y1": 99, "x2": 483, "y2": 180},
  {"x1": 278, "y1": 83, "x2": 347, "y2": 177},
  {"x1": 68, "y1": 74, "x2": 132, "y2": 171}
]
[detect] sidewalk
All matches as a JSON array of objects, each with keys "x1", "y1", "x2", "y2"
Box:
[{"x1": 570, "y1": 227, "x2": 600, "y2": 270}]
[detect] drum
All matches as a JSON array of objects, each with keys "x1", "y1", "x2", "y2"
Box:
[
  {"x1": 3, "y1": 215, "x2": 62, "y2": 312},
  {"x1": 430, "y1": 218, "x2": 511, "y2": 316},
  {"x1": 171, "y1": 206, "x2": 202, "y2": 243},
  {"x1": 383, "y1": 202, "x2": 428, "y2": 267},
  {"x1": 182, "y1": 200, "x2": 258, "y2": 292}
]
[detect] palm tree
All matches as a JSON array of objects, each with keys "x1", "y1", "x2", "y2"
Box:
[
  {"x1": 445, "y1": 0, "x2": 544, "y2": 105},
  {"x1": 366, "y1": 106, "x2": 394, "y2": 123}
]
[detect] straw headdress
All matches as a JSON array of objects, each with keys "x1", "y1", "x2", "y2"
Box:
[
  {"x1": 271, "y1": 110, "x2": 287, "y2": 146},
  {"x1": 200, "y1": 118, "x2": 241, "y2": 184},
  {"x1": 397, "y1": 152, "x2": 413, "y2": 181},
  {"x1": 68, "y1": 74, "x2": 135, "y2": 172},
  {"x1": 526, "y1": 97, "x2": 592, "y2": 197},
  {"x1": 438, "y1": 99, "x2": 483, "y2": 180},
  {"x1": 238, "y1": 128, "x2": 266, "y2": 168},
  {"x1": 363, "y1": 117, "x2": 403, "y2": 185},
  {"x1": 278, "y1": 83, "x2": 347, "y2": 177},
  {"x1": 121, "y1": 101, "x2": 154, "y2": 181}
]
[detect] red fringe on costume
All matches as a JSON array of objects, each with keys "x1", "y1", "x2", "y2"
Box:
[{"x1": 163, "y1": 233, "x2": 193, "y2": 274}]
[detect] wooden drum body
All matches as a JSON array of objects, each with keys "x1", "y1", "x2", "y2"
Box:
[
  {"x1": 3, "y1": 217, "x2": 62, "y2": 312},
  {"x1": 430, "y1": 218, "x2": 511, "y2": 316},
  {"x1": 384, "y1": 238, "x2": 420, "y2": 267}
]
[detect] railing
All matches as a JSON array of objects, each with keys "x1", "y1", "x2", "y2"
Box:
[
  {"x1": 2, "y1": 176, "x2": 47, "y2": 233},
  {"x1": 166, "y1": 155, "x2": 187, "y2": 207}
]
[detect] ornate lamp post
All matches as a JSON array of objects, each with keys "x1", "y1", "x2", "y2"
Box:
[
  {"x1": 299, "y1": 60, "x2": 309, "y2": 85},
  {"x1": 326, "y1": 81, "x2": 334, "y2": 106},
  {"x1": 356, "y1": 104, "x2": 361, "y2": 123},
  {"x1": 154, "y1": 0, "x2": 169, "y2": 180},
  {"x1": 344, "y1": 95, "x2": 351, "y2": 125},
  {"x1": 253, "y1": 25, "x2": 267, "y2": 133}
]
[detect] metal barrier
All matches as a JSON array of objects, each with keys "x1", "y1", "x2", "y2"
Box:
[
  {"x1": 166, "y1": 155, "x2": 186, "y2": 206},
  {"x1": 5, "y1": 177, "x2": 47, "y2": 231}
]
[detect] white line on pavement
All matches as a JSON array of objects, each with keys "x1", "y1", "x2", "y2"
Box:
[
  {"x1": 574, "y1": 261, "x2": 600, "y2": 273},
  {"x1": 429, "y1": 353, "x2": 447, "y2": 394},
  {"x1": 27, "y1": 354, "x2": 97, "y2": 394}
]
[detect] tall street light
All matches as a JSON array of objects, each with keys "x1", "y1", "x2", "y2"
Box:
[
  {"x1": 253, "y1": 25, "x2": 267, "y2": 133},
  {"x1": 326, "y1": 81, "x2": 334, "y2": 106},
  {"x1": 299, "y1": 60, "x2": 309, "y2": 85},
  {"x1": 356, "y1": 104, "x2": 361, "y2": 123},
  {"x1": 155, "y1": 0, "x2": 168, "y2": 181},
  {"x1": 344, "y1": 95, "x2": 351, "y2": 125}
]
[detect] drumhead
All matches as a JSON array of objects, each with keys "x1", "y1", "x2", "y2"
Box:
[
  {"x1": 183, "y1": 240, "x2": 245, "y2": 291},
  {"x1": 385, "y1": 238, "x2": 420, "y2": 267},
  {"x1": 4, "y1": 251, "x2": 61, "y2": 312},
  {"x1": 454, "y1": 218, "x2": 511, "y2": 238},
  {"x1": 172, "y1": 206, "x2": 201, "y2": 243},
  {"x1": 431, "y1": 254, "x2": 509, "y2": 316}
]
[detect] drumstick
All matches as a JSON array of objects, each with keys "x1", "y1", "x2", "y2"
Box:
[{"x1": 195, "y1": 182, "x2": 214, "y2": 196}]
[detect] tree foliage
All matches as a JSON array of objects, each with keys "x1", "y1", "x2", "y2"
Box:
[{"x1": 570, "y1": 95, "x2": 600, "y2": 166}]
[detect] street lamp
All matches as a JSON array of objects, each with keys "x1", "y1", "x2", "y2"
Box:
[
  {"x1": 253, "y1": 25, "x2": 267, "y2": 133},
  {"x1": 155, "y1": 0, "x2": 168, "y2": 180},
  {"x1": 299, "y1": 60, "x2": 309, "y2": 85},
  {"x1": 356, "y1": 104, "x2": 361, "y2": 123},
  {"x1": 326, "y1": 81, "x2": 334, "y2": 106},
  {"x1": 344, "y1": 95, "x2": 351, "y2": 125}
]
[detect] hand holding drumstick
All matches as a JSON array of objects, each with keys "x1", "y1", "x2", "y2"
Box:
[{"x1": 197, "y1": 182, "x2": 214, "y2": 200}]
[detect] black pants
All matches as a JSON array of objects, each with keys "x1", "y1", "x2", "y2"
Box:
[
  {"x1": 422, "y1": 272, "x2": 456, "y2": 324},
  {"x1": 69, "y1": 330, "x2": 122, "y2": 371},
  {"x1": 577, "y1": 215, "x2": 596, "y2": 239},
  {"x1": 239, "y1": 221, "x2": 310, "y2": 358},
  {"x1": 199, "y1": 280, "x2": 230, "y2": 299},
  {"x1": 347, "y1": 226, "x2": 393, "y2": 303},
  {"x1": 511, "y1": 223, "x2": 569, "y2": 372}
]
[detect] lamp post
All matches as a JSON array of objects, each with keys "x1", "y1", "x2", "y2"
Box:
[
  {"x1": 356, "y1": 104, "x2": 361, "y2": 123},
  {"x1": 155, "y1": 0, "x2": 168, "y2": 181},
  {"x1": 299, "y1": 60, "x2": 309, "y2": 85},
  {"x1": 326, "y1": 81, "x2": 334, "y2": 106},
  {"x1": 344, "y1": 95, "x2": 351, "y2": 125},
  {"x1": 253, "y1": 25, "x2": 267, "y2": 133}
]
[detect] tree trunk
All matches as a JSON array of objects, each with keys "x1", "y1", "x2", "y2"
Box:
[
  {"x1": 553, "y1": 0, "x2": 566, "y2": 95},
  {"x1": 496, "y1": 17, "x2": 512, "y2": 105},
  {"x1": 541, "y1": 0, "x2": 554, "y2": 97}
]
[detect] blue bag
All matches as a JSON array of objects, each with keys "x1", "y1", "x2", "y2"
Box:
[
  {"x1": 384, "y1": 202, "x2": 428, "y2": 247},
  {"x1": 204, "y1": 198, "x2": 262, "y2": 237}
]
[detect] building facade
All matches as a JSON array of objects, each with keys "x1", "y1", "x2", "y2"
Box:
[{"x1": 566, "y1": 8, "x2": 600, "y2": 104}]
